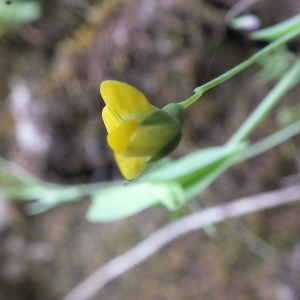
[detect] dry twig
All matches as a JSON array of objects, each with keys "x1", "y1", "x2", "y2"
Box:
[{"x1": 63, "y1": 185, "x2": 300, "y2": 300}]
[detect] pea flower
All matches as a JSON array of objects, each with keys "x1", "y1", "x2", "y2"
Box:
[{"x1": 100, "y1": 80, "x2": 184, "y2": 180}]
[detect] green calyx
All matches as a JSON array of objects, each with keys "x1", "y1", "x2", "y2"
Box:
[{"x1": 149, "y1": 103, "x2": 185, "y2": 161}]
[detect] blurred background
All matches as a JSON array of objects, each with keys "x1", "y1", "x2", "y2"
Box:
[{"x1": 0, "y1": 0, "x2": 300, "y2": 299}]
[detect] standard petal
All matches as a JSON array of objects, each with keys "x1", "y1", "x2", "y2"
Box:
[
  {"x1": 107, "y1": 119, "x2": 138, "y2": 153},
  {"x1": 100, "y1": 81, "x2": 156, "y2": 120},
  {"x1": 102, "y1": 106, "x2": 123, "y2": 133},
  {"x1": 114, "y1": 153, "x2": 148, "y2": 180}
]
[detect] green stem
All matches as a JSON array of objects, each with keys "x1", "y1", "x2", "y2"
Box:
[
  {"x1": 239, "y1": 120, "x2": 300, "y2": 161},
  {"x1": 179, "y1": 25, "x2": 300, "y2": 109},
  {"x1": 227, "y1": 58, "x2": 300, "y2": 145}
]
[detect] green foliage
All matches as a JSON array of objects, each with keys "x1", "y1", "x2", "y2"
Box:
[
  {"x1": 1, "y1": 14, "x2": 300, "y2": 222},
  {"x1": 251, "y1": 14, "x2": 300, "y2": 41},
  {"x1": 147, "y1": 144, "x2": 245, "y2": 197},
  {"x1": 0, "y1": 0, "x2": 41, "y2": 36},
  {"x1": 277, "y1": 106, "x2": 300, "y2": 127},
  {"x1": 0, "y1": 157, "x2": 105, "y2": 215},
  {"x1": 256, "y1": 47, "x2": 296, "y2": 84},
  {"x1": 87, "y1": 182, "x2": 185, "y2": 222}
]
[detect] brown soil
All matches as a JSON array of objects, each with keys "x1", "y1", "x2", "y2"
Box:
[{"x1": 1, "y1": 0, "x2": 300, "y2": 299}]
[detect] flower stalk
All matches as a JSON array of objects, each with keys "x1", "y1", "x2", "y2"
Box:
[{"x1": 179, "y1": 25, "x2": 300, "y2": 109}]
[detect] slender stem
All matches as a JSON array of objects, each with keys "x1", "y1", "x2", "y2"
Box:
[
  {"x1": 239, "y1": 120, "x2": 300, "y2": 161},
  {"x1": 179, "y1": 25, "x2": 300, "y2": 109},
  {"x1": 179, "y1": 89, "x2": 203, "y2": 108},
  {"x1": 227, "y1": 58, "x2": 300, "y2": 145},
  {"x1": 251, "y1": 14, "x2": 300, "y2": 41}
]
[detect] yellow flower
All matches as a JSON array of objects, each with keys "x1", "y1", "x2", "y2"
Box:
[{"x1": 100, "y1": 80, "x2": 184, "y2": 180}]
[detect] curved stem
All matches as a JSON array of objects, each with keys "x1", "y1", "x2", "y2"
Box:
[
  {"x1": 179, "y1": 25, "x2": 300, "y2": 109},
  {"x1": 227, "y1": 58, "x2": 300, "y2": 145}
]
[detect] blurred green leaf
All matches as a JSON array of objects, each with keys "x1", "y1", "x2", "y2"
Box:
[
  {"x1": 147, "y1": 144, "x2": 245, "y2": 199},
  {"x1": 184, "y1": 152, "x2": 242, "y2": 197},
  {"x1": 240, "y1": 120, "x2": 300, "y2": 161},
  {"x1": 0, "y1": 170, "x2": 27, "y2": 185},
  {"x1": 87, "y1": 183, "x2": 160, "y2": 222},
  {"x1": 256, "y1": 47, "x2": 295, "y2": 84},
  {"x1": 154, "y1": 183, "x2": 185, "y2": 210},
  {"x1": 251, "y1": 13, "x2": 300, "y2": 41},
  {"x1": 87, "y1": 182, "x2": 186, "y2": 222},
  {"x1": 147, "y1": 144, "x2": 245, "y2": 182},
  {"x1": 276, "y1": 106, "x2": 300, "y2": 127},
  {"x1": 0, "y1": 0, "x2": 41, "y2": 27}
]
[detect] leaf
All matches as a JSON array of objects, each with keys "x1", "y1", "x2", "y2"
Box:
[
  {"x1": 86, "y1": 181, "x2": 186, "y2": 222},
  {"x1": 146, "y1": 144, "x2": 245, "y2": 200},
  {"x1": 0, "y1": 1, "x2": 41, "y2": 25},
  {"x1": 135, "y1": 157, "x2": 172, "y2": 180},
  {"x1": 152, "y1": 183, "x2": 186, "y2": 210},
  {"x1": 251, "y1": 14, "x2": 300, "y2": 41},
  {"x1": 86, "y1": 183, "x2": 159, "y2": 222},
  {"x1": 0, "y1": 185, "x2": 31, "y2": 199},
  {"x1": 147, "y1": 144, "x2": 245, "y2": 182},
  {"x1": 185, "y1": 153, "x2": 241, "y2": 198}
]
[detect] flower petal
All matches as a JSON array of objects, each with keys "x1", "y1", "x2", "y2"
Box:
[
  {"x1": 100, "y1": 81, "x2": 156, "y2": 122},
  {"x1": 102, "y1": 106, "x2": 123, "y2": 133},
  {"x1": 114, "y1": 153, "x2": 148, "y2": 180},
  {"x1": 107, "y1": 119, "x2": 138, "y2": 153}
]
